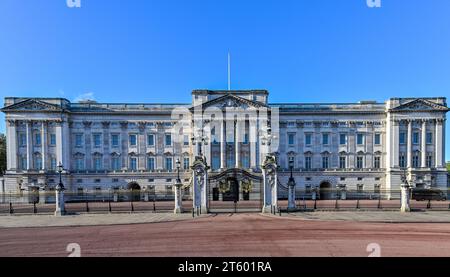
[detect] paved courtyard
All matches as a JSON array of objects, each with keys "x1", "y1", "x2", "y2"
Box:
[{"x1": 1, "y1": 213, "x2": 450, "y2": 257}]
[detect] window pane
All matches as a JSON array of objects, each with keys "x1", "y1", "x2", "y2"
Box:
[
  {"x1": 374, "y1": 134, "x2": 381, "y2": 145},
  {"x1": 340, "y1": 134, "x2": 346, "y2": 145},
  {"x1": 148, "y1": 134, "x2": 155, "y2": 146}
]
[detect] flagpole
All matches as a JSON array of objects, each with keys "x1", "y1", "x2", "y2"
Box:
[{"x1": 228, "y1": 52, "x2": 231, "y2": 91}]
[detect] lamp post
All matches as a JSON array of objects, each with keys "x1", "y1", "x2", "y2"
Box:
[
  {"x1": 287, "y1": 158, "x2": 296, "y2": 211},
  {"x1": 54, "y1": 162, "x2": 66, "y2": 216},
  {"x1": 400, "y1": 168, "x2": 411, "y2": 212},
  {"x1": 174, "y1": 158, "x2": 183, "y2": 214}
]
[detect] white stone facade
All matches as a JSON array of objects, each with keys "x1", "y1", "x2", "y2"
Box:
[{"x1": 1, "y1": 90, "x2": 448, "y2": 200}]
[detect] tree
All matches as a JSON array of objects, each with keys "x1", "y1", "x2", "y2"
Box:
[{"x1": 0, "y1": 133, "x2": 5, "y2": 174}]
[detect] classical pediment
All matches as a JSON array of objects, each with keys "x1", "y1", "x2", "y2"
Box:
[
  {"x1": 390, "y1": 99, "x2": 449, "y2": 113},
  {"x1": 1, "y1": 99, "x2": 63, "y2": 112},
  {"x1": 190, "y1": 94, "x2": 269, "y2": 111}
]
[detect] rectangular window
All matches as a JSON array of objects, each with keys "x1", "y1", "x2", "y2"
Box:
[
  {"x1": 93, "y1": 134, "x2": 102, "y2": 147},
  {"x1": 374, "y1": 133, "x2": 381, "y2": 145},
  {"x1": 426, "y1": 132, "x2": 433, "y2": 144},
  {"x1": 242, "y1": 156, "x2": 250, "y2": 169},
  {"x1": 243, "y1": 134, "x2": 249, "y2": 145},
  {"x1": 288, "y1": 134, "x2": 295, "y2": 145},
  {"x1": 111, "y1": 157, "x2": 120, "y2": 171},
  {"x1": 322, "y1": 134, "x2": 329, "y2": 145},
  {"x1": 305, "y1": 185, "x2": 311, "y2": 194},
  {"x1": 426, "y1": 154, "x2": 433, "y2": 168},
  {"x1": 374, "y1": 184, "x2": 381, "y2": 194},
  {"x1": 357, "y1": 134, "x2": 364, "y2": 145},
  {"x1": 130, "y1": 157, "x2": 137, "y2": 171},
  {"x1": 165, "y1": 157, "x2": 173, "y2": 171},
  {"x1": 75, "y1": 134, "x2": 83, "y2": 147},
  {"x1": 50, "y1": 158, "x2": 57, "y2": 170},
  {"x1": 147, "y1": 134, "x2": 155, "y2": 146},
  {"x1": 19, "y1": 133, "x2": 27, "y2": 146},
  {"x1": 357, "y1": 184, "x2": 364, "y2": 193},
  {"x1": 322, "y1": 156, "x2": 329, "y2": 169},
  {"x1": 147, "y1": 157, "x2": 155, "y2": 170},
  {"x1": 399, "y1": 132, "x2": 406, "y2": 144},
  {"x1": 399, "y1": 154, "x2": 406, "y2": 168},
  {"x1": 413, "y1": 132, "x2": 419, "y2": 144},
  {"x1": 339, "y1": 134, "x2": 346, "y2": 145},
  {"x1": 75, "y1": 158, "x2": 84, "y2": 171},
  {"x1": 305, "y1": 134, "x2": 312, "y2": 146},
  {"x1": 34, "y1": 133, "x2": 41, "y2": 145},
  {"x1": 129, "y1": 134, "x2": 137, "y2": 147},
  {"x1": 374, "y1": 156, "x2": 381, "y2": 169},
  {"x1": 94, "y1": 157, "x2": 102, "y2": 170},
  {"x1": 111, "y1": 134, "x2": 119, "y2": 147},
  {"x1": 34, "y1": 156, "x2": 42, "y2": 170},
  {"x1": 165, "y1": 134, "x2": 172, "y2": 146},
  {"x1": 339, "y1": 156, "x2": 346, "y2": 169},
  {"x1": 212, "y1": 156, "x2": 220, "y2": 170},
  {"x1": 50, "y1": 134, "x2": 56, "y2": 146},
  {"x1": 356, "y1": 156, "x2": 363, "y2": 169},
  {"x1": 183, "y1": 135, "x2": 190, "y2": 146},
  {"x1": 305, "y1": 157, "x2": 312, "y2": 170},
  {"x1": 20, "y1": 157, "x2": 27, "y2": 170},
  {"x1": 412, "y1": 155, "x2": 419, "y2": 168},
  {"x1": 183, "y1": 157, "x2": 190, "y2": 170}
]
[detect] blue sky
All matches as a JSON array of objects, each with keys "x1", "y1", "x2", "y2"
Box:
[{"x1": 0, "y1": 0, "x2": 449, "y2": 160}]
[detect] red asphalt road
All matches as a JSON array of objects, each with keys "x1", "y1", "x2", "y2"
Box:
[{"x1": 1, "y1": 213, "x2": 450, "y2": 257}]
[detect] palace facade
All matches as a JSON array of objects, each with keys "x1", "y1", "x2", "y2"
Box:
[{"x1": 1, "y1": 90, "x2": 448, "y2": 201}]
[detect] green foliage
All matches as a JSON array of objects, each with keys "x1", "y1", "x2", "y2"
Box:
[
  {"x1": 0, "y1": 133, "x2": 5, "y2": 174},
  {"x1": 447, "y1": 162, "x2": 450, "y2": 172}
]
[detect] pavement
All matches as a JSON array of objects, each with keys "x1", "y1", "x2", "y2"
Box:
[
  {"x1": 1, "y1": 213, "x2": 450, "y2": 257},
  {"x1": 277, "y1": 211, "x2": 450, "y2": 223},
  {"x1": 0, "y1": 212, "x2": 206, "y2": 228}
]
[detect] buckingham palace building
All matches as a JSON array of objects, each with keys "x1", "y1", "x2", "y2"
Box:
[{"x1": 1, "y1": 89, "x2": 448, "y2": 202}]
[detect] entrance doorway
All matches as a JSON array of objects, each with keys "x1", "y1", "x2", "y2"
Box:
[
  {"x1": 222, "y1": 178, "x2": 239, "y2": 202},
  {"x1": 319, "y1": 182, "x2": 333, "y2": 200},
  {"x1": 127, "y1": 182, "x2": 141, "y2": 201}
]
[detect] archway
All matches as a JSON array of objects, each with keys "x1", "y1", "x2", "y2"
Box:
[
  {"x1": 319, "y1": 182, "x2": 333, "y2": 200},
  {"x1": 127, "y1": 182, "x2": 141, "y2": 201}
]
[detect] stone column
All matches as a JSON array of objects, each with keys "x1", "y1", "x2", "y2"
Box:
[
  {"x1": 174, "y1": 181, "x2": 183, "y2": 214},
  {"x1": 6, "y1": 120, "x2": 18, "y2": 170},
  {"x1": 406, "y1": 120, "x2": 412, "y2": 168},
  {"x1": 26, "y1": 121, "x2": 33, "y2": 170},
  {"x1": 55, "y1": 121, "x2": 63, "y2": 166},
  {"x1": 435, "y1": 119, "x2": 444, "y2": 168},
  {"x1": 192, "y1": 156, "x2": 208, "y2": 214},
  {"x1": 262, "y1": 155, "x2": 277, "y2": 213},
  {"x1": 421, "y1": 120, "x2": 427, "y2": 167},
  {"x1": 54, "y1": 185, "x2": 66, "y2": 216},
  {"x1": 400, "y1": 183, "x2": 411, "y2": 213},
  {"x1": 250, "y1": 118, "x2": 257, "y2": 170},
  {"x1": 41, "y1": 121, "x2": 48, "y2": 170},
  {"x1": 392, "y1": 120, "x2": 400, "y2": 167},
  {"x1": 220, "y1": 120, "x2": 226, "y2": 169},
  {"x1": 235, "y1": 120, "x2": 241, "y2": 168},
  {"x1": 287, "y1": 178, "x2": 296, "y2": 211}
]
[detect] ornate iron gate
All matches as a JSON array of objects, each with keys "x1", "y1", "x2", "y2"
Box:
[{"x1": 207, "y1": 169, "x2": 263, "y2": 213}]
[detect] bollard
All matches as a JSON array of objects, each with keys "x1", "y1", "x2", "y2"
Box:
[
  {"x1": 278, "y1": 207, "x2": 281, "y2": 216},
  {"x1": 108, "y1": 201, "x2": 112, "y2": 213},
  {"x1": 192, "y1": 208, "x2": 195, "y2": 218},
  {"x1": 33, "y1": 202, "x2": 37, "y2": 214},
  {"x1": 197, "y1": 207, "x2": 200, "y2": 216},
  {"x1": 356, "y1": 199, "x2": 360, "y2": 210},
  {"x1": 153, "y1": 199, "x2": 156, "y2": 212},
  {"x1": 427, "y1": 200, "x2": 431, "y2": 209},
  {"x1": 335, "y1": 199, "x2": 339, "y2": 210},
  {"x1": 9, "y1": 202, "x2": 13, "y2": 214},
  {"x1": 86, "y1": 201, "x2": 90, "y2": 213},
  {"x1": 378, "y1": 198, "x2": 382, "y2": 209},
  {"x1": 131, "y1": 201, "x2": 134, "y2": 212},
  {"x1": 314, "y1": 199, "x2": 317, "y2": 210}
]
